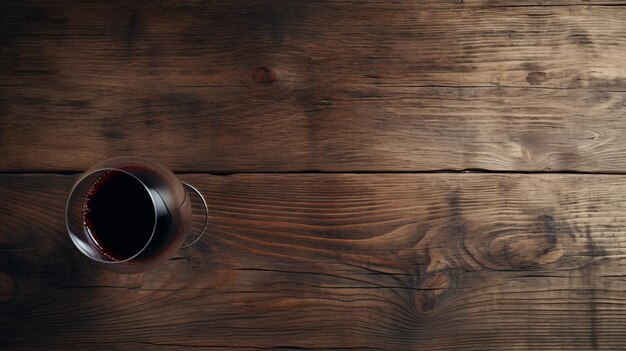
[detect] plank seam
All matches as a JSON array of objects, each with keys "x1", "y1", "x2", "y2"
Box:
[{"x1": 4, "y1": 169, "x2": 626, "y2": 176}]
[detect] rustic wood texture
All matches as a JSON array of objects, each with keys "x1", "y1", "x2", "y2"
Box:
[
  {"x1": 2, "y1": 1, "x2": 626, "y2": 172},
  {"x1": 2, "y1": 1, "x2": 626, "y2": 350},
  {"x1": 1, "y1": 173, "x2": 626, "y2": 350}
]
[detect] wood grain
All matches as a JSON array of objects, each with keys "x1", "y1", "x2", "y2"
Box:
[
  {"x1": 1, "y1": 1, "x2": 625, "y2": 172},
  {"x1": 2, "y1": 173, "x2": 625, "y2": 350}
]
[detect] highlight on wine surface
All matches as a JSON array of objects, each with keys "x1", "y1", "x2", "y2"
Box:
[{"x1": 65, "y1": 156, "x2": 208, "y2": 273}]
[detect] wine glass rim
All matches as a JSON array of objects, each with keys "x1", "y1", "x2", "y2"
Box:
[{"x1": 65, "y1": 166, "x2": 158, "y2": 264}]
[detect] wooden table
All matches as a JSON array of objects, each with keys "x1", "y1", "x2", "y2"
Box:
[{"x1": 1, "y1": 1, "x2": 626, "y2": 350}]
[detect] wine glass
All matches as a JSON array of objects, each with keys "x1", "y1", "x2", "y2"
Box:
[{"x1": 65, "y1": 156, "x2": 208, "y2": 273}]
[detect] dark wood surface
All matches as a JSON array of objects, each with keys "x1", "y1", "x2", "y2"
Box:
[
  {"x1": 2, "y1": 1, "x2": 626, "y2": 172},
  {"x1": 1, "y1": 1, "x2": 626, "y2": 350},
  {"x1": 2, "y1": 174, "x2": 626, "y2": 350}
]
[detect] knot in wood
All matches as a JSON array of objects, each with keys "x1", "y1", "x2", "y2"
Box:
[{"x1": 253, "y1": 66, "x2": 277, "y2": 84}]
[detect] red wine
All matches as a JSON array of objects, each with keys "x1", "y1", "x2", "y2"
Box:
[
  {"x1": 68, "y1": 156, "x2": 195, "y2": 273},
  {"x1": 83, "y1": 170, "x2": 156, "y2": 260}
]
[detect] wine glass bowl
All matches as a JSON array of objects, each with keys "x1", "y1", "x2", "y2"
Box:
[{"x1": 66, "y1": 156, "x2": 205, "y2": 273}]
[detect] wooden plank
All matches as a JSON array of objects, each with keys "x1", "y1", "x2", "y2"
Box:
[
  {"x1": 2, "y1": 85, "x2": 625, "y2": 172},
  {"x1": 1, "y1": 1, "x2": 625, "y2": 172},
  {"x1": 2, "y1": 1, "x2": 625, "y2": 88},
  {"x1": 1, "y1": 173, "x2": 625, "y2": 350}
]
